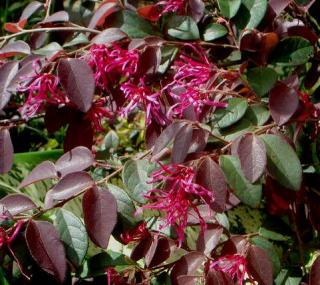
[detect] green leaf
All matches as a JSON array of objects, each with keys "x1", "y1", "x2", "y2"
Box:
[
  {"x1": 54, "y1": 209, "x2": 88, "y2": 267},
  {"x1": 271, "y1": 37, "x2": 313, "y2": 66},
  {"x1": 244, "y1": 104, "x2": 270, "y2": 126},
  {"x1": 217, "y1": 0, "x2": 241, "y2": 18},
  {"x1": 219, "y1": 155, "x2": 262, "y2": 207},
  {"x1": 219, "y1": 118, "x2": 254, "y2": 141},
  {"x1": 158, "y1": 46, "x2": 179, "y2": 74},
  {"x1": 103, "y1": 130, "x2": 119, "y2": 152},
  {"x1": 63, "y1": 33, "x2": 89, "y2": 48},
  {"x1": 14, "y1": 150, "x2": 63, "y2": 166},
  {"x1": 247, "y1": 67, "x2": 278, "y2": 97},
  {"x1": 122, "y1": 159, "x2": 152, "y2": 203},
  {"x1": 0, "y1": 268, "x2": 9, "y2": 285},
  {"x1": 203, "y1": 23, "x2": 228, "y2": 41},
  {"x1": 167, "y1": 16, "x2": 200, "y2": 40},
  {"x1": 242, "y1": 0, "x2": 267, "y2": 29},
  {"x1": 260, "y1": 135, "x2": 302, "y2": 191},
  {"x1": 258, "y1": 227, "x2": 289, "y2": 241},
  {"x1": 216, "y1": 98, "x2": 248, "y2": 128}
]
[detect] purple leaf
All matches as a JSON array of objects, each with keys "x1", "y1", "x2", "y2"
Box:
[
  {"x1": 310, "y1": 255, "x2": 320, "y2": 285},
  {"x1": 171, "y1": 124, "x2": 193, "y2": 164},
  {"x1": 206, "y1": 269, "x2": 234, "y2": 285},
  {"x1": 0, "y1": 61, "x2": 19, "y2": 110},
  {"x1": 88, "y1": 2, "x2": 119, "y2": 29},
  {"x1": 189, "y1": 0, "x2": 205, "y2": 22},
  {"x1": 145, "y1": 236, "x2": 170, "y2": 268},
  {"x1": 0, "y1": 194, "x2": 36, "y2": 216},
  {"x1": 55, "y1": 146, "x2": 94, "y2": 177},
  {"x1": 237, "y1": 134, "x2": 267, "y2": 183},
  {"x1": 131, "y1": 235, "x2": 153, "y2": 261},
  {"x1": 177, "y1": 275, "x2": 198, "y2": 285},
  {"x1": 91, "y1": 28, "x2": 127, "y2": 44},
  {"x1": 188, "y1": 128, "x2": 209, "y2": 153},
  {"x1": 136, "y1": 46, "x2": 161, "y2": 76},
  {"x1": 0, "y1": 41, "x2": 31, "y2": 58},
  {"x1": 82, "y1": 187, "x2": 117, "y2": 248},
  {"x1": 58, "y1": 58, "x2": 95, "y2": 112},
  {"x1": 41, "y1": 11, "x2": 69, "y2": 23},
  {"x1": 0, "y1": 129, "x2": 13, "y2": 174},
  {"x1": 269, "y1": 82, "x2": 299, "y2": 126},
  {"x1": 19, "y1": 1, "x2": 44, "y2": 24},
  {"x1": 19, "y1": 161, "x2": 57, "y2": 189},
  {"x1": 269, "y1": 0, "x2": 290, "y2": 15},
  {"x1": 196, "y1": 157, "x2": 227, "y2": 212},
  {"x1": 26, "y1": 220, "x2": 67, "y2": 283},
  {"x1": 197, "y1": 224, "x2": 223, "y2": 255}
]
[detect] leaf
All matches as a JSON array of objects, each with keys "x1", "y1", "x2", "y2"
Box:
[
  {"x1": 58, "y1": 58, "x2": 95, "y2": 112},
  {"x1": 269, "y1": 82, "x2": 299, "y2": 126},
  {"x1": 258, "y1": 227, "x2": 289, "y2": 241},
  {"x1": 0, "y1": 41, "x2": 31, "y2": 58},
  {"x1": 196, "y1": 224, "x2": 223, "y2": 255},
  {"x1": 0, "y1": 129, "x2": 13, "y2": 174},
  {"x1": 54, "y1": 209, "x2": 88, "y2": 267},
  {"x1": 145, "y1": 236, "x2": 170, "y2": 268},
  {"x1": 247, "y1": 245, "x2": 273, "y2": 285},
  {"x1": 206, "y1": 269, "x2": 234, "y2": 285},
  {"x1": 310, "y1": 255, "x2": 320, "y2": 285},
  {"x1": 243, "y1": 0, "x2": 267, "y2": 29},
  {"x1": 271, "y1": 37, "x2": 313, "y2": 65},
  {"x1": 260, "y1": 135, "x2": 302, "y2": 191},
  {"x1": 91, "y1": 28, "x2": 127, "y2": 44},
  {"x1": 247, "y1": 67, "x2": 278, "y2": 97},
  {"x1": 41, "y1": 11, "x2": 69, "y2": 23},
  {"x1": 171, "y1": 124, "x2": 193, "y2": 164},
  {"x1": 244, "y1": 104, "x2": 270, "y2": 126},
  {"x1": 195, "y1": 157, "x2": 227, "y2": 212},
  {"x1": 88, "y1": 2, "x2": 119, "y2": 29},
  {"x1": 82, "y1": 187, "x2": 117, "y2": 248},
  {"x1": 219, "y1": 155, "x2": 262, "y2": 207},
  {"x1": 33, "y1": 42, "x2": 63, "y2": 60},
  {"x1": 19, "y1": 1, "x2": 43, "y2": 25},
  {"x1": 55, "y1": 146, "x2": 94, "y2": 177},
  {"x1": 216, "y1": 98, "x2": 248, "y2": 128},
  {"x1": 63, "y1": 33, "x2": 89, "y2": 48},
  {"x1": 217, "y1": 0, "x2": 241, "y2": 18},
  {"x1": 0, "y1": 61, "x2": 19, "y2": 110},
  {"x1": 19, "y1": 161, "x2": 57, "y2": 188},
  {"x1": 103, "y1": 130, "x2": 119, "y2": 152},
  {"x1": 122, "y1": 159, "x2": 152, "y2": 203},
  {"x1": 167, "y1": 16, "x2": 200, "y2": 40},
  {"x1": 26, "y1": 220, "x2": 66, "y2": 283},
  {"x1": 189, "y1": 0, "x2": 205, "y2": 22},
  {"x1": 0, "y1": 194, "x2": 36, "y2": 216},
  {"x1": 236, "y1": 134, "x2": 267, "y2": 183},
  {"x1": 203, "y1": 23, "x2": 228, "y2": 41}
]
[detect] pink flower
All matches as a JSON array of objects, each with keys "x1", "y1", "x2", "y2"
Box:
[
  {"x1": 87, "y1": 98, "x2": 113, "y2": 131},
  {"x1": 157, "y1": 0, "x2": 187, "y2": 15},
  {"x1": 86, "y1": 44, "x2": 139, "y2": 91},
  {"x1": 143, "y1": 163, "x2": 214, "y2": 246},
  {"x1": 120, "y1": 79, "x2": 167, "y2": 125},
  {"x1": 19, "y1": 73, "x2": 66, "y2": 119},
  {"x1": 210, "y1": 254, "x2": 252, "y2": 285}
]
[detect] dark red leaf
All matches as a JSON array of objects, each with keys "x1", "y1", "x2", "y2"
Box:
[
  {"x1": 269, "y1": 0, "x2": 290, "y2": 15},
  {"x1": 0, "y1": 129, "x2": 13, "y2": 174},
  {"x1": 188, "y1": 128, "x2": 209, "y2": 153},
  {"x1": 131, "y1": 235, "x2": 153, "y2": 261},
  {"x1": 246, "y1": 245, "x2": 273, "y2": 285},
  {"x1": 44, "y1": 105, "x2": 75, "y2": 133},
  {"x1": 171, "y1": 124, "x2": 193, "y2": 164},
  {"x1": 41, "y1": 11, "x2": 69, "y2": 23},
  {"x1": 177, "y1": 275, "x2": 198, "y2": 285},
  {"x1": 237, "y1": 134, "x2": 267, "y2": 183},
  {"x1": 19, "y1": 161, "x2": 57, "y2": 189},
  {"x1": 19, "y1": 1, "x2": 44, "y2": 25},
  {"x1": 136, "y1": 46, "x2": 161, "y2": 76},
  {"x1": 26, "y1": 220, "x2": 67, "y2": 283},
  {"x1": 58, "y1": 58, "x2": 95, "y2": 113},
  {"x1": 88, "y1": 2, "x2": 119, "y2": 29},
  {"x1": 145, "y1": 236, "x2": 170, "y2": 268},
  {"x1": 0, "y1": 41, "x2": 31, "y2": 58},
  {"x1": 310, "y1": 255, "x2": 320, "y2": 285},
  {"x1": 196, "y1": 224, "x2": 223, "y2": 255},
  {"x1": 82, "y1": 187, "x2": 117, "y2": 248},
  {"x1": 188, "y1": 0, "x2": 205, "y2": 22},
  {"x1": 55, "y1": 146, "x2": 94, "y2": 177},
  {"x1": 91, "y1": 28, "x2": 127, "y2": 44},
  {"x1": 170, "y1": 252, "x2": 205, "y2": 285},
  {"x1": 206, "y1": 269, "x2": 234, "y2": 285},
  {"x1": 288, "y1": 26, "x2": 318, "y2": 45},
  {"x1": 0, "y1": 61, "x2": 19, "y2": 109},
  {"x1": 4, "y1": 23, "x2": 21, "y2": 33},
  {"x1": 269, "y1": 82, "x2": 299, "y2": 126},
  {"x1": 137, "y1": 5, "x2": 161, "y2": 22},
  {"x1": 196, "y1": 157, "x2": 227, "y2": 212},
  {"x1": 0, "y1": 194, "x2": 36, "y2": 216}
]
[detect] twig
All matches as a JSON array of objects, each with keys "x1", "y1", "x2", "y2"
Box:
[{"x1": 0, "y1": 113, "x2": 45, "y2": 131}]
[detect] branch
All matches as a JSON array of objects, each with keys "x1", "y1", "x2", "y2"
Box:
[{"x1": 0, "y1": 113, "x2": 44, "y2": 131}]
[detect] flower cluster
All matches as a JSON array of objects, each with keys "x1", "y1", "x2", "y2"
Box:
[
  {"x1": 156, "y1": 0, "x2": 187, "y2": 15},
  {"x1": 120, "y1": 222, "x2": 148, "y2": 245},
  {"x1": 142, "y1": 163, "x2": 214, "y2": 246}
]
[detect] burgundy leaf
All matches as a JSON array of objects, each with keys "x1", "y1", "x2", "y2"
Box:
[
  {"x1": 41, "y1": 11, "x2": 69, "y2": 23},
  {"x1": 288, "y1": 26, "x2": 318, "y2": 45},
  {"x1": 269, "y1": 82, "x2": 299, "y2": 126},
  {"x1": 19, "y1": 1, "x2": 44, "y2": 26},
  {"x1": 0, "y1": 41, "x2": 31, "y2": 58},
  {"x1": 188, "y1": 0, "x2": 205, "y2": 22},
  {"x1": 26, "y1": 220, "x2": 67, "y2": 283},
  {"x1": 0, "y1": 129, "x2": 13, "y2": 174},
  {"x1": 0, "y1": 61, "x2": 19, "y2": 110},
  {"x1": 58, "y1": 58, "x2": 95, "y2": 112},
  {"x1": 0, "y1": 194, "x2": 36, "y2": 216},
  {"x1": 237, "y1": 134, "x2": 267, "y2": 183},
  {"x1": 188, "y1": 128, "x2": 209, "y2": 153},
  {"x1": 131, "y1": 235, "x2": 153, "y2": 261},
  {"x1": 91, "y1": 28, "x2": 127, "y2": 44},
  {"x1": 170, "y1": 252, "x2": 206, "y2": 285},
  {"x1": 136, "y1": 46, "x2": 161, "y2": 76},
  {"x1": 137, "y1": 5, "x2": 161, "y2": 22},
  {"x1": 145, "y1": 236, "x2": 170, "y2": 268},
  {"x1": 310, "y1": 255, "x2": 320, "y2": 285},
  {"x1": 196, "y1": 224, "x2": 223, "y2": 255},
  {"x1": 196, "y1": 157, "x2": 227, "y2": 212},
  {"x1": 55, "y1": 146, "x2": 94, "y2": 177},
  {"x1": 88, "y1": 2, "x2": 119, "y2": 29},
  {"x1": 269, "y1": 0, "x2": 290, "y2": 15},
  {"x1": 82, "y1": 187, "x2": 117, "y2": 248},
  {"x1": 206, "y1": 269, "x2": 234, "y2": 285},
  {"x1": 246, "y1": 245, "x2": 273, "y2": 285},
  {"x1": 171, "y1": 124, "x2": 193, "y2": 164},
  {"x1": 19, "y1": 161, "x2": 57, "y2": 189},
  {"x1": 177, "y1": 275, "x2": 198, "y2": 285},
  {"x1": 48, "y1": 171, "x2": 94, "y2": 201}
]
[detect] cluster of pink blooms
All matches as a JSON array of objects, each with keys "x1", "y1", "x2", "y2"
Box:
[
  {"x1": 143, "y1": 163, "x2": 214, "y2": 246},
  {"x1": 156, "y1": 0, "x2": 187, "y2": 15},
  {"x1": 210, "y1": 254, "x2": 252, "y2": 285}
]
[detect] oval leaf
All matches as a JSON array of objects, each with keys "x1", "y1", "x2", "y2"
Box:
[
  {"x1": 171, "y1": 124, "x2": 193, "y2": 164},
  {"x1": 88, "y1": 2, "x2": 119, "y2": 29},
  {"x1": 91, "y1": 28, "x2": 127, "y2": 44},
  {"x1": 167, "y1": 16, "x2": 200, "y2": 40},
  {"x1": 217, "y1": 0, "x2": 241, "y2": 18},
  {"x1": 0, "y1": 41, "x2": 30, "y2": 58},
  {"x1": 203, "y1": 23, "x2": 228, "y2": 41},
  {"x1": 0, "y1": 194, "x2": 36, "y2": 216},
  {"x1": 0, "y1": 129, "x2": 13, "y2": 174},
  {"x1": 197, "y1": 224, "x2": 223, "y2": 255},
  {"x1": 0, "y1": 61, "x2": 19, "y2": 109},
  {"x1": 247, "y1": 67, "x2": 278, "y2": 97}
]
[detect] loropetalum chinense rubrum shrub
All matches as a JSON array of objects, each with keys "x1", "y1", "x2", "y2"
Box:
[{"x1": 0, "y1": 0, "x2": 320, "y2": 284}]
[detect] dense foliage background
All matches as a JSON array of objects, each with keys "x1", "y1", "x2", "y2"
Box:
[{"x1": 0, "y1": 0, "x2": 320, "y2": 284}]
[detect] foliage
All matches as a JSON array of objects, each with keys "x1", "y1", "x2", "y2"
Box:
[{"x1": 0, "y1": 0, "x2": 319, "y2": 284}]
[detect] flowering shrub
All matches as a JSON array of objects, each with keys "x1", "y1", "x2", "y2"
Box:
[{"x1": 0, "y1": 0, "x2": 319, "y2": 284}]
